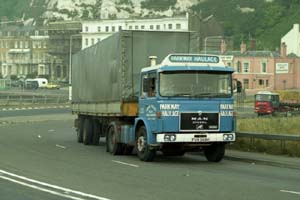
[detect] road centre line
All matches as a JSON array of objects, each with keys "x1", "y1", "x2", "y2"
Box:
[
  {"x1": 112, "y1": 160, "x2": 139, "y2": 168},
  {"x1": 0, "y1": 169, "x2": 111, "y2": 200},
  {"x1": 280, "y1": 190, "x2": 300, "y2": 195},
  {"x1": 56, "y1": 144, "x2": 66, "y2": 149},
  {"x1": 0, "y1": 175, "x2": 86, "y2": 200}
]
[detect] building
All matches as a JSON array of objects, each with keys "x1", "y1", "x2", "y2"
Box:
[
  {"x1": 210, "y1": 41, "x2": 300, "y2": 94},
  {"x1": 46, "y1": 21, "x2": 82, "y2": 81},
  {"x1": 81, "y1": 15, "x2": 189, "y2": 49},
  {"x1": 281, "y1": 24, "x2": 300, "y2": 57},
  {"x1": 0, "y1": 24, "x2": 53, "y2": 80}
]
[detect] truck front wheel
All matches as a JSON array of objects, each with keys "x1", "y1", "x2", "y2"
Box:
[
  {"x1": 106, "y1": 125, "x2": 122, "y2": 155},
  {"x1": 136, "y1": 126, "x2": 155, "y2": 162},
  {"x1": 91, "y1": 120, "x2": 100, "y2": 145},
  {"x1": 204, "y1": 143, "x2": 225, "y2": 162}
]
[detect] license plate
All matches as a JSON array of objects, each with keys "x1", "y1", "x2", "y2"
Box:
[{"x1": 191, "y1": 137, "x2": 210, "y2": 142}]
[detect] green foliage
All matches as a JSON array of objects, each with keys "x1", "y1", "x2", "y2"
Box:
[
  {"x1": 26, "y1": 71, "x2": 38, "y2": 79},
  {"x1": 10, "y1": 75, "x2": 18, "y2": 80},
  {"x1": 0, "y1": 0, "x2": 31, "y2": 20},
  {"x1": 0, "y1": 0, "x2": 300, "y2": 50},
  {"x1": 191, "y1": 0, "x2": 300, "y2": 50},
  {"x1": 237, "y1": 117, "x2": 300, "y2": 135},
  {"x1": 81, "y1": 10, "x2": 90, "y2": 20},
  {"x1": 38, "y1": 74, "x2": 50, "y2": 80},
  {"x1": 141, "y1": 0, "x2": 177, "y2": 11}
]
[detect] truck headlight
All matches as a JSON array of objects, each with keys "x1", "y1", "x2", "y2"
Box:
[
  {"x1": 223, "y1": 134, "x2": 234, "y2": 141},
  {"x1": 164, "y1": 134, "x2": 176, "y2": 142}
]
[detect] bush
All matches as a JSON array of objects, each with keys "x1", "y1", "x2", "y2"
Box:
[
  {"x1": 26, "y1": 71, "x2": 38, "y2": 79},
  {"x1": 10, "y1": 75, "x2": 18, "y2": 80}
]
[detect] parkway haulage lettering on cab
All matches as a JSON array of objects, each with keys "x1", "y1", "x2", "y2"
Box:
[
  {"x1": 160, "y1": 104, "x2": 180, "y2": 117},
  {"x1": 220, "y1": 104, "x2": 234, "y2": 117}
]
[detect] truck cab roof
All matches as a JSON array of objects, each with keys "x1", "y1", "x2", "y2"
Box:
[{"x1": 142, "y1": 54, "x2": 234, "y2": 73}]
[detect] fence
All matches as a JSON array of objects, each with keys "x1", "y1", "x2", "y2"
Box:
[
  {"x1": 236, "y1": 132, "x2": 300, "y2": 155},
  {"x1": 0, "y1": 79, "x2": 11, "y2": 90},
  {"x1": 0, "y1": 95, "x2": 69, "y2": 106}
]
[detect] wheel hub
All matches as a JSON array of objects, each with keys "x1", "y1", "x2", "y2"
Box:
[{"x1": 137, "y1": 136, "x2": 145, "y2": 152}]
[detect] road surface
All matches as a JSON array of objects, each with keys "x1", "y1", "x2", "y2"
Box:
[
  {"x1": 0, "y1": 106, "x2": 70, "y2": 118},
  {"x1": 0, "y1": 119, "x2": 299, "y2": 200}
]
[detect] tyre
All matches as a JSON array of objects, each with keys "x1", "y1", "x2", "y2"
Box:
[
  {"x1": 136, "y1": 126, "x2": 156, "y2": 162},
  {"x1": 76, "y1": 117, "x2": 84, "y2": 143},
  {"x1": 106, "y1": 125, "x2": 123, "y2": 155},
  {"x1": 83, "y1": 118, "x2": 92, "y2": 145},
  {"x1": 204, "y1": 143, "x2": 225, "y2": 162},
  {"x1": 91, "y1": 120, "x2": 100, "y2": 145}
]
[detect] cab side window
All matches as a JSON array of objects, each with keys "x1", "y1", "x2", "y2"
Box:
[
  {"x1": 142, "y1": 73, "x2": 156, "y2": 97},
  {"x1": 149, "y1": 78, "x2": 155, "y2": 97}
]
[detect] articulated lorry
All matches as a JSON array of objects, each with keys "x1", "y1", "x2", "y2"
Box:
[{"x1": 72, "y1": 30, "x2": 236, "y2": 162}]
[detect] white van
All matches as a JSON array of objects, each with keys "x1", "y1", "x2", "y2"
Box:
[{"x1": 34, "y1": 78, "x2": 48, "y2": 88}]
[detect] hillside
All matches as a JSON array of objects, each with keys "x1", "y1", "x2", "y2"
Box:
[{"x1": 0, "y1": 0, "x2": 299, "y2": 50}]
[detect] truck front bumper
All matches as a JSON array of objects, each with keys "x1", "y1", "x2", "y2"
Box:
[{"x1": 156, "y1": 133, "x2": 235, "y2": 143}]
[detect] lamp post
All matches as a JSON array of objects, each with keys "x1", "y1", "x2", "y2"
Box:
[{"x1": 204, "y1": 36, "x2": 223, "y2": 54}]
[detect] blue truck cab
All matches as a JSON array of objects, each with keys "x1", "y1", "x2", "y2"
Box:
[{"x1": 131, "y1": 54, "x2": 236, "y2": 161}]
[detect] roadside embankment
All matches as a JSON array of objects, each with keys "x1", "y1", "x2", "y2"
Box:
[{"x1": 230, "y1": 117, "x2": 300, "y2": 157}]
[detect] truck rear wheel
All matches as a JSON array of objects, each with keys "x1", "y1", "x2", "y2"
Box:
[
  {"x1": 136, "y1": 126, "x2": 155, "y2": 162},
  {"x1": 204, "y1": 143, "x2": 225, "y2": 162},
  {"x1": 76, "y1": 117, "x2": 84, "y2": 143},
  {"x1": 106, "y1": 125, "x2": 123, "y2": 155},
  {"x1": 91, "y1": 120, "x2": 100, "y2": 145},
  {"x1": 83, "y1": 118, "x2": 92, "y2": 145}
]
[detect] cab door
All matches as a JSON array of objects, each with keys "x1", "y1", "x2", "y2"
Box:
[{"x1": 139, "y1": 72, "x2": 158, "y2": 133}]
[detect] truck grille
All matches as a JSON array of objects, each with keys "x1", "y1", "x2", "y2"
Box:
[{"x1": 180, "y1": 112, "x2": 219, "y2": 132}]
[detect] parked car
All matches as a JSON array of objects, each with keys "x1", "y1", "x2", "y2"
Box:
[
  {"x1": 46, "y1": 83, "x2": 60, "y2": 89},
  {"x1": 24, "y1": 79, "x2": 39, "y2": 89},
  {"x1": 34, "y1": 78, "x2": 48, "y2": 88}
]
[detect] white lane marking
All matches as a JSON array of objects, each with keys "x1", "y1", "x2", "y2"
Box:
[
  {"x1": 0, "y1": 176, "x2": 86, "y2": 200},
  {"x1": 0, "y1": 169, "x2": 111, "y2": 200},
  {"x1": 56, "y1": 144, "x2": 66, "y2": 149},
  {"x1": 112, "y1": 160, "x2": 139, "y2": 168},
  {"x1": 280, "y1": 190, "x2": 300, "y2": 195}
]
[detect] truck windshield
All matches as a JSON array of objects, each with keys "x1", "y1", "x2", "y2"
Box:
[
  {"x1": 255, "y1": 94, "x2": 279, "y2": 102},
  {"x1": 159, "y1": 71, "x2": 232, "y2": 98},
  {"x1": 255, "y1": 94, "x2": 271, "y2": 101}
]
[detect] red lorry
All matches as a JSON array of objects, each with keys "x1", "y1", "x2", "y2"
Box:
[{"x1": 254, "y1": 91, "x2": 300, "y2": 116}]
